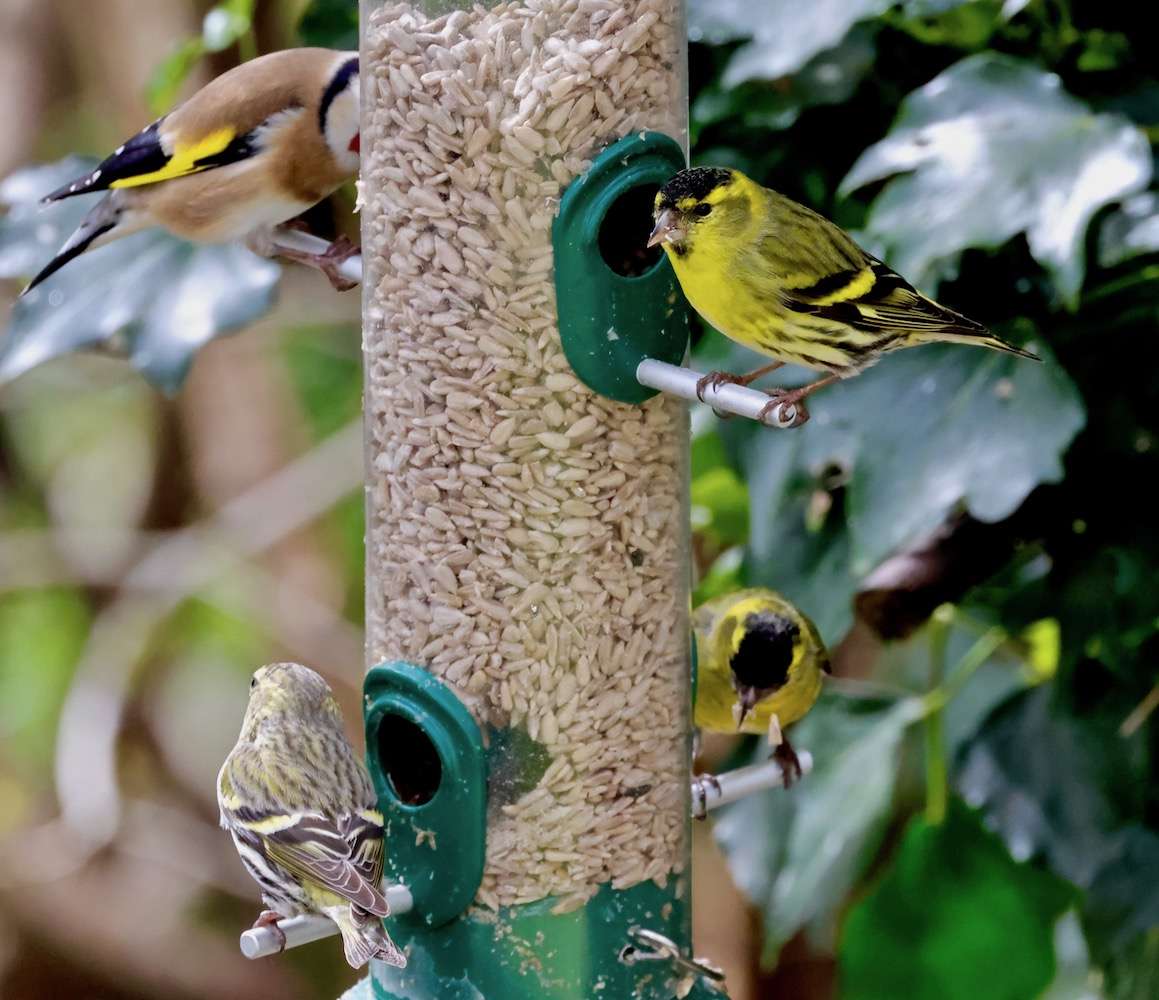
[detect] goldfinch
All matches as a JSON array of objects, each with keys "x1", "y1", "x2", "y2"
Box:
[
  {"x1": 649, "y1": 167, "x2": 1039, "y2": 426},
  {"x1": 218, "y1": 662, "x2": 405, "y2": 969},
  {"x1": 693, "y1": 588, "x2": 830, "y2": 786},
  {"x1": 25, "y1": 48, "x2": 360, "y2": 294}
]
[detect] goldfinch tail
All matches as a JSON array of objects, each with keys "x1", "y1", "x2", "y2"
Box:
[
  {"x1": 930, "y1": 330, "x2": 1041, "y2": 362},
  {"x1": 21, "y1": 192, "x2": 140, "y2": 295},
  {"x1": 328, "y1": 907, "x2": 407, "y2": 970}
]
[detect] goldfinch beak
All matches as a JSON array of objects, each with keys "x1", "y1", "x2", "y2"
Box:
[{"x1": 647, "y1": 209, "x2": 682, "y2": 248}]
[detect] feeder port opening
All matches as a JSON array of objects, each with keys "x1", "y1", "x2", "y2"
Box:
[
  {"x1": 376, "y1": 712, "x2": 443, "y2": 806},
  {"x1": 598, "y1": 183, "x2": 665, "y2": 278}
]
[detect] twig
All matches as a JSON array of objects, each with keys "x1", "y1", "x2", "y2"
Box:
[
  {"x1": 1120, "y1": 681, "x2": 1159, "y2": 738},
  {"x1": 925, "y1": 613, "x2": 950, "y2": 826}
]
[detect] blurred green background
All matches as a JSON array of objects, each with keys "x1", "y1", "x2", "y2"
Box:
[{"x1": 0, "y1": 1, "x2": 1155, "y2": 998}]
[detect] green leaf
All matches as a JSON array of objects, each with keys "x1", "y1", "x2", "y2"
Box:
[
  {"x1": 146, "y1": 37, "x2": 206, "y2": 116},
  {"x1": 692, "y1": 26, "x2": 877, "y2": 134},
  {"x1": 958, "y1": 687, "x2": 1134, "y2": 887},
  {"x1": 840, "y1": 800, "x2": 1075, "y2": 1000},
  {"x1": 1098, "y1": 192, "x2": 1159, "y2": 268},
  {"x1": 714, "y1": 694, "x2": 923, "y2": 958},
  {"x1": 0, "y1": 588, "x2": 90, "y2": 767},
  {"x1": 146, "y1": 1, "x2": 256, "y2": 113},
  {"x1": 1083, "y1": 827, "x2": 1159, "y2": 990},
  {"x1": 874, "y1": 613, "x2": 1047, "y2": 754},
  {"x1": 0, "y1": 159, "x2": 280, "y2": 393},
  {"x1": 281, "y1": 324, "x2": 362, "y2": 440},
  {"x1": 842, "y1": 54, "x2": 1153, "y2": 303},
  {"x1": 689, "y1": 0, "x2": 892, "y2": 86},
  {"x1": 691, "y1": 422, "x2": 750, "y2": 551},
  {"x1": 707, "y1": 331, "x2": 1083, "y2": 644},
  {"x1": 298, "y1": 0, "x2": 359, "y2": 50}
]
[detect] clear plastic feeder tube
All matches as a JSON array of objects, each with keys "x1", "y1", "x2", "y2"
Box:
[{"x1": 360, "y1": 0, "x2": 697, "y2": 997}]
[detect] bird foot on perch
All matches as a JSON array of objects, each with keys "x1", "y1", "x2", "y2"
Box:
[
  {"x1": 691, "y1": 773, "x2": 722, "y2": 821},
  {"x1": 274, "y1": 233, "x2": 361, "y2": 291},
  {"x1": 770, "y1": 739, "x2": 803, "y2": 788},
  {"x1": 695, "y1": 362, "x2": 787, "y2": 414},
  {"x1": 756, "y1": 374, "x2": 840, "y2": 428},
  {"x1": 252, "y1": 910, "x2": 287, "y2": 953}
]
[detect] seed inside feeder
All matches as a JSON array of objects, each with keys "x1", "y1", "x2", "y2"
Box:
[{"x1": 363, "y1": 0, "x2": 689, "y2": 911}]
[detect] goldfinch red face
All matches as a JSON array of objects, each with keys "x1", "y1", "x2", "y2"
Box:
[
  {"x1": 320, "y1": 54, "x2": 360, "y2": 175},
  {"x1": 648, "y1": 167, "x2": 747, "y2": 256}
]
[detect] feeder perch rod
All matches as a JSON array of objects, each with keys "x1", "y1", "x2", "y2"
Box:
[
  {"x1": 239, "y1": 883, "x2": 414, "y2": 960},
  {"x1": 636, "y1": 358, "x2": 799, "y2": 427},
  {"x1": 266, "y1": 238, "x2": 794, "y2": 428},
  {"x1": 269, "y1": 229, "x2": 365, "y2": 286},
  {"x1": 693, "y1": 750, "x2": 814, "y2": 820}
]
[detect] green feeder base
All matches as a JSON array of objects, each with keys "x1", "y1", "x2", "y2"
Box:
[{"x1": 360, "y1": 881, "x2": 724, "y2": 1000}]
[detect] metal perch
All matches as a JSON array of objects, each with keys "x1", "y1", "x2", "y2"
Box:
[
  {"x1": 692, "y1": 751, "x2": 815, "y2": 820},
  {"x1": 266, "y1": 236, "x2": 796, "y2": 428},
  {"x1": 239, "y1": 884, "x2": 414, "y2": 960}
]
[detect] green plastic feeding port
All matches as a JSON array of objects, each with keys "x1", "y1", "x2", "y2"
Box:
[
  {"x1": 553, "y1": 132, "x2": 690, "y2": 404},
  {"x1": 364, "y1": 662, "x2": 487, "y2": 928}
]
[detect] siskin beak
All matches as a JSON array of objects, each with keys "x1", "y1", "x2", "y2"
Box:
[
  {"x1": 647, "y1": 208, "x2": 680, "y2": 248},
  {"x1": 733, "y1": 686, "x2": 759, "y2": 728}
]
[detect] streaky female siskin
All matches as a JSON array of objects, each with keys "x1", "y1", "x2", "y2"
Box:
[
  {"x1": 218, "y1": 662, "x2": 405, "y2": 969},
  {"x1": 693, "y1": 588, "x2": 830, "y2": 786},
  {"x1": 649, "y1": 167, "x2": 1039, "y2": 426},
  {"x1": 24, "y1": 48, "x2": 361, "y2": 294}
]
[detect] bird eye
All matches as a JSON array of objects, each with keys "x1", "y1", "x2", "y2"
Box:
[
  {"x1": 250, "y1": 676, "x2": 258, "y2": 689},
  {"x1": 693, "y1": 203, "x2": 713, "y2": 217}
]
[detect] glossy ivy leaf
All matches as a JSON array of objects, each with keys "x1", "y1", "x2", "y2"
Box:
[
  {"x1": 840, "y1": 801, "x2": 1074, "y2": 1000},
  {"x1": 957, "y1": 687, "x2": 1135, "y2": 888},
  {"x1": 1083, "y1": 827, "x2": 1159, "y2": 967},
  {"x1": 714, "y1": 694, "x2": 924, "y2": 959},
  {"x1": 702, "y1": 330, "x2": 1084, "y2": 644},
  {"x1": 0, "y1": 159, "x2": 279, "y2": 394},
  {"x1": 1098, "y1": 192, "x2": 1159, "y2": 268},
  {"x1": 842, "y1": 54, "x2": 1152, "y2": 304},
  {"x1": 692, "y1": 26, "x2": 877, "y2": 135},
  {"x1": 298, "y1": 0, "x2": 358, "y2": 50},
  {"x1": 689, "y1": 0, "x2": 891, "y2": 87}
]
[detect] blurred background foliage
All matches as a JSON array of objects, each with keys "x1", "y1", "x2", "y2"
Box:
[{"x1": 0, "y1": 1, "x2": 1155, "y2": 998}]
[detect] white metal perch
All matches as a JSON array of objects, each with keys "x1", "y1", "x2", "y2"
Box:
[
  {"x1": 267, "y1": 234, "x2": 795, "y2": 428},
  {"x1": 239, "y1": 883, "x2": 414, "y2": 960},
  {"x1": 691, "y1": 750, "x2": 815, "y2": 820},
  {"x1": 269, "y1": 229, "x2": 364, "y2": 287}
]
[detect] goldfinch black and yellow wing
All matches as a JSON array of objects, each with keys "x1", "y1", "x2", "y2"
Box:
[
  {"x1": 40, "y1": 117, "x2": 255, "y2": 203},
  {"x1": 40, "y1": 48, "x2": 350, "y2": 204}
]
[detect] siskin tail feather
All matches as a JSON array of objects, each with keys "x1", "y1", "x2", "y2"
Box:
[
  {"x1": 933, "y1": 329, "x2": 1041, "y2": 362},
  {"x1": 329, "y1": 907, "x2": 407, "y2": 970}
]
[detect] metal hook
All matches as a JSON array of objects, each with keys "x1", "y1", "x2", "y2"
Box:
[{"x1": 620, "y1": 926, "x2": 727, "y2": 988}]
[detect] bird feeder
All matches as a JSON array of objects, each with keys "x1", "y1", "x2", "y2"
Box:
[{"x1": 354, "y1": 0, "x2": 719, "y2": 996}]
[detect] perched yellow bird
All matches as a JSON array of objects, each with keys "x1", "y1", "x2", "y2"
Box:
[
  {"x1": 25, "y1": 48, "x2": 360, "y2": 294},
  {"x1": 218, "y1": 662, "x2": 405, "y2": 969},
  {"x1": 693, "y1": 588, "x2": 830, "y2": 788},
  {"x1": 649, "y1": 167, "x2": 1039, "y2": 426}
]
